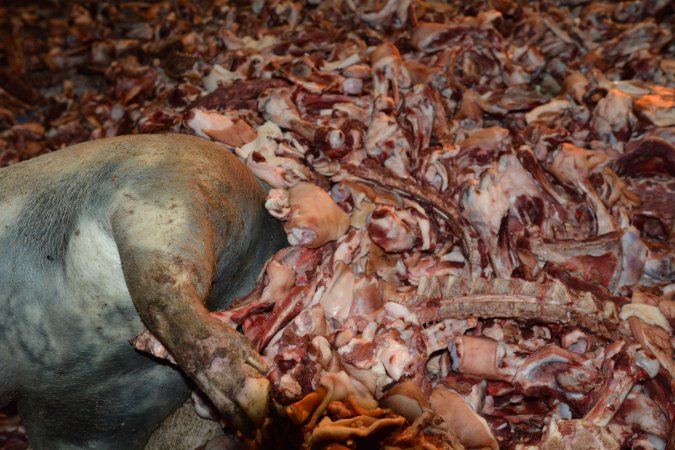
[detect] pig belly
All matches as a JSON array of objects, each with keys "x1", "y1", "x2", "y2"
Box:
[{"x1": 0, "y1": 214, "x2": 191, "y2": 448}]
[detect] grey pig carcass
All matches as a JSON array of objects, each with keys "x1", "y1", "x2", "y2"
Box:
[{"x1": 0, "y1": 134, "x2": 286, "y2": 449}]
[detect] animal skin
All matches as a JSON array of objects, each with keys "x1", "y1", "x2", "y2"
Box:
[{"x1": 0, "y1": 134, "x2": 287, "y2": 449}]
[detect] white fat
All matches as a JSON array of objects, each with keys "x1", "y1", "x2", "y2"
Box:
[
  {"x1": 525, "y1": 99, "x2": 572, "y2": 124},
  {"x1": 482, "y1": 325, "x2": 504, "y2": 342},
  {"x1": 384, "y1": 151, "x2": 412, "y2": 179},
  {"x1": 265, "y1": 188, "x2": 290, "y2": 220},
  {"x1": 278, "y1": 374, "x2": 302, "y2": 399},
  {"x1": 664, "y1": 284, "x2": 675, "y2": 298},
  {"x1": 334, "y1": 102, "x2": 368, "y2": 122},
  {"x1": 620, "y1": 304, "x2": 672, "y2": 333},
  {"x1": 365, "y1": 112, "x2": 409, "y2": 159},
  {"x1": 602, "y1": 80, "x2": 652, "y2": 98},
  {"x1": 286, "y1": 227, "x2": 316, "y2": 246},
  {"x1": 292, "y1": 309, "x2": 316, "y2": 336},
  {"x1": 240, "y1": 35, "x2": 280, "y2": 51},
  {"x1": 635, "y1": 349, "x2": 660, "y2": 378},
  {"x1": 542, "y1": 419, "x2": 563, "y2": 443},
  {"x1": 592, "y1": 89, "x2": 634, "y2": 143},
  {"x1": 319, "y1": 263, "x2": 355, "y2": 322},
  {"x1": 309, "y1": 285, "x2": 326, "y2": 308},
  {"x1": 282, "y1": 136, "x2": 309, "y2": 157},
  {"x1": 311, "y1": 336, "x2": 333, "y2": 366},
  {"x1": 203, "y1": 64, "x2": 243, "y2": 92},
  {"x1": 378, "y1": 340, "x2": 410, "y2": 381},
  {"x1": 186, "y1": 108, "x2": 221, "y2": 139},
  {"x1": 499, "y1": 154, "x2": 541, "y2": 201},
  {"x1": 237, "y1": 121, "x2": 283, "y2": 160},
  {"x1": 248, "y1": 153, "x2": 311, "y2": 189},
  {"x1": 412, "y1": 213, "x2": 431, "y2": 250},
  {"x1": 444, "y1": 248, "x2": 466, "y2": 263},
  {"x1": 362, "y1": 322, "x2": 378, "y2": 341},
  {"x1": 328, "y1": 129, "x2": 345, "y2": 149},
  {"x1": 321, "y1": 53, "x2": 361, "y2": 72},
  {"x1": 463, "y1": 154, "x2": 540, "y2": 242},
  {"x1": 342, "y1": 77, "x2": 364, "y2": 95},
  {"x1": 495, "y1": 341, "x2": 508, "y2": 366},
  {"x1": 383, "y1": 302, "x2": 419, "y2": 325}
]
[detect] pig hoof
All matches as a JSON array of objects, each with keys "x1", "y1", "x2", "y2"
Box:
[{"x1": 235, "y1": 376, "x2": 270, "y2": 428}]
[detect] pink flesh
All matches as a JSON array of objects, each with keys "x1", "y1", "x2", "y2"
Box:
[{"x1": 127, "y1": 7, "x2": 675, "y2": 445}]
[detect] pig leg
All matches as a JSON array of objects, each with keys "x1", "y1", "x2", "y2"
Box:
[{"x1": 110, "y1": 178, "x2": 274, "y2": 435}]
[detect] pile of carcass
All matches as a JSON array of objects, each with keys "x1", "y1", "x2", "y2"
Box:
[
  {"x1": 181, "y1": 2, "x2": 674, "y2": 448},
  {"x1": 3, "y1": 0, "x2": 675, "y2": 448}
]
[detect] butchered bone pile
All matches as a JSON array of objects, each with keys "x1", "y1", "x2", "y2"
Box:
[
  {"x1": 3, "y1": 0, "x2": 674, "y2": 448},
  {"x1": 186, "y1": 2, "x2": 675, "y2": 448}
]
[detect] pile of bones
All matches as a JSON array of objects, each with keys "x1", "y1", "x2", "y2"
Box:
[{"x1": 2, "y1": 0, "x2": 675, "y2": 449}]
